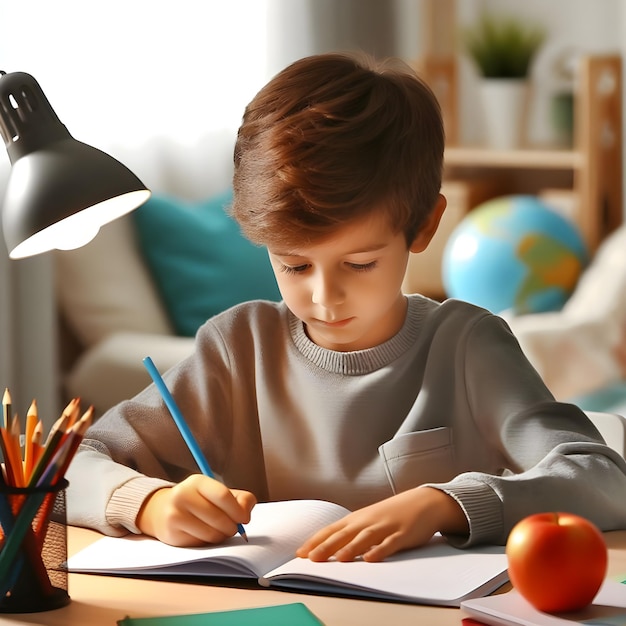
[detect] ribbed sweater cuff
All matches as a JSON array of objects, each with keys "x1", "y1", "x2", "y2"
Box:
[
  {"x1": 106, "y1": 476, "x2": 174, "y2": 534},
  {"x1": 423, "y1": 480, "x2": 503, "y2": 547}
]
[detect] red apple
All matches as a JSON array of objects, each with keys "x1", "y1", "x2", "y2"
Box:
[{"x1": 505, "y1": 512, "x2": 608, "y2": 613}]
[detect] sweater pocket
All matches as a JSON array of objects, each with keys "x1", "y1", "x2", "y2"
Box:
[{"x1": 378, "y1": 428, "x2": 455, "y2": 494}]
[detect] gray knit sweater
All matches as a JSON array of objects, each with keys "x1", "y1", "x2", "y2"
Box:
[{"x1": 66, "y1": 295, "x2": 626, "y2": 546}]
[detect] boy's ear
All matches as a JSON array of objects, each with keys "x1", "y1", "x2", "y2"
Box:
[{"x1": 409, "y1": 194, "x2": 447, "y2": 253}]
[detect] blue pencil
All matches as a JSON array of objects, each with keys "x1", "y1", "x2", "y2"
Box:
[{"x1": 142, "y1": 356, "x2": 248, "y2": 542}]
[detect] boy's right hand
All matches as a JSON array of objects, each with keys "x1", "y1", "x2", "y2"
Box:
[{"x1": 136, "y1": 474, "x2": 256, "y2": 546}]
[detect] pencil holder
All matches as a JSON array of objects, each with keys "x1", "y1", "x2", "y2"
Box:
[{"x1": 0, "y1": 479, "x2": 70, "y2": 613}]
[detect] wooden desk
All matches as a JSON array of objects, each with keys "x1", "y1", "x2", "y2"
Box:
[{"x1": 2, "y1": 528, "x2": 626, "y2": 625}]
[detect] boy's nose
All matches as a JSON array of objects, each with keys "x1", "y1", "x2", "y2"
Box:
[{"x1": 311, "y1": 273, "x2": 345, "y2": 307}]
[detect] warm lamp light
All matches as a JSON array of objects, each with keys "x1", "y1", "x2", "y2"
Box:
[{"x1": 0, "y1": 70, "x2": 151, "y2": 259}]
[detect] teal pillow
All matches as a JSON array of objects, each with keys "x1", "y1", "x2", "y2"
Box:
[
  {"x1": 132, "y1": 190, "x2": 281, "y2": 336},
  {"x1": 570, "y1": 381, "x2": 626, "y2": 415}
]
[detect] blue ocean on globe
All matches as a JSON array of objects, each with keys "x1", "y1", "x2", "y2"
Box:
[{"x1": 442, "y1": 195, "x2": 589, "y2": 315}]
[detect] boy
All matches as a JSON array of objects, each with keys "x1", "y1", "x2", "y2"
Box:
[{"x1": 66, "y1": 52, "x2": 626, "y2": 563}]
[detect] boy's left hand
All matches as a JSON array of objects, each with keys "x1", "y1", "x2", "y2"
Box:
[{"x1": 295, "y1": 486, "x2": 468, "y2": 562}]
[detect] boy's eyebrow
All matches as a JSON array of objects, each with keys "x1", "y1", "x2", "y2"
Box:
[{"x1": 273, "y1": 242, "x2": 390, "y2": 258}]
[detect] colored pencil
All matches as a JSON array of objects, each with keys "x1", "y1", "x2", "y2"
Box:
[
  {"x1": 29, "y1": 420, "x2": 45, "y2": 479},
  {"x1": 49, "y1": 406, "x2": 93, "y2": 485},
  {"x1": 0, "y1": 490, "x2": 53, "y2": 600},
  {"x1": 9, "y1": 413, "x2": 23, "y2": 485},
  {"x1": 36, "y1": 405, "x2": 93, "y2": 539},
  {"x1": 24, "y1": 400, "x2": 38, "y2": 480},
  {"x1": 0, "y1": 416, "x2": 54, "y2": 599},
  {"x1": 65, "y1": 397, "x2": 81, "y2": 429},
  {"x1": 142, "y1": 356, "x2": 248, "y2": 542},
  {"x1": 0, "y1": 490, "x2": 51, "y2": 598},
  {"x1": 2, "y1": 388, "x2": 11, "y2": 429},
  {"x1": 0, "y1": 391, "x2": 91, "y2": 601},
  {"x1": 0, "y1": 425, "x2": 22, "y2": 487},
  {"x1": 27, "y1": 398, "x2": 77, "y2": 488}
]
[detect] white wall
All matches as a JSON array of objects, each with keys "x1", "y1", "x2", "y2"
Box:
[{"x1": 0, "y1": 1, "x2": 270, "y2": 153}]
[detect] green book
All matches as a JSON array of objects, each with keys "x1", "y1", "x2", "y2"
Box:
[{"x1": 117, "y1": 602, "x2": 324, "y2": 625}]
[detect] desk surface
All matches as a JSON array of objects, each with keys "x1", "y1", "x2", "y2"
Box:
[{"x1": 2, "y1": 527, "x2": 626, "y2": 625}]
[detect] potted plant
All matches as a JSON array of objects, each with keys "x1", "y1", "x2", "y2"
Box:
[
  {"x1": 462, "y1": 12, "x2": 546, "y2": 149},
  {"x1": 463, "y1": 12, "x2": 546, "y2": 79}
]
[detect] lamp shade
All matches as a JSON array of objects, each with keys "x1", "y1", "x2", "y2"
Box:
[{"x1": 0, "y1": 71, "x2": 151, "y2": 259}]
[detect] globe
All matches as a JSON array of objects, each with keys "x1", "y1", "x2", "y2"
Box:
[{"x1": 442, "y1": 195, "x2": 589, "y2": 315}]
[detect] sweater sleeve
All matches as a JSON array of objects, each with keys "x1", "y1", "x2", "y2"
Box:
[
  {"x1": 65, "y1": 318, "x2": 237, "y2": 534},
  {"x1": 425, "y1": 314, "x2": 626, "y2": 547},
  {"x1": 65, "y1": 302, "x2": 274, "y2": 535},
  {"x1": 66, "y1": 445, "x2": 174, "y2": 535}
]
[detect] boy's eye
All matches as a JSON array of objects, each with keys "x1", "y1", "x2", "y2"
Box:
[
  {"x1": 278, "y1": 261, "x2": 377, "y2": 274},
  {"x1": 347, "y1": 261, "x2": 377, "y2": 272},
  {"x1": 280, "y1": 263, "x2": 309, "y2": 275}
]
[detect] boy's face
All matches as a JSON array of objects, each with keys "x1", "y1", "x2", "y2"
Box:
[{"x1": 267, "y1": 210, "x2": 411, "y2": 351}]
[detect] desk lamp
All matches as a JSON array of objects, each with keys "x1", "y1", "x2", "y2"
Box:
[{"x1": 0, "y1": 70, "x2": 151, "y2": 259}]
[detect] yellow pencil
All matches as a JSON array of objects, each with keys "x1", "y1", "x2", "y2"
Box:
[{"x1": 24, "y1": 400, "x2": 38, "y2": 480}]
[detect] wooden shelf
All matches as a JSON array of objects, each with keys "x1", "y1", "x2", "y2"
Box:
[
  {"x1": 406, "y1": 54, "x2": 623, "y2": 300},
  {"x1": 443, "y1": 55, "x2": 622, "y2": 252},
  {"x1": 444, "y1": 146, "x2": 584, "y2": 170}
]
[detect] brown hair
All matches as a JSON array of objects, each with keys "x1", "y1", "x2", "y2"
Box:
[{"x1": 231, "y1": 52, "x2": 444, "y2": 249}]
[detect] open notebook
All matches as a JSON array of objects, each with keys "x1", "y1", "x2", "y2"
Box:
[{"x1": 67, "y1": 499, "x2": 509, "y2": 607}]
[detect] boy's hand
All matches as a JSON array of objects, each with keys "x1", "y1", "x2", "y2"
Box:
[
  {"x1": 296, "y1": 487, "x2": 468, "y2": 562},
  {"x1": 136, "y1": 474, "x2": 256, "y2": 546}
]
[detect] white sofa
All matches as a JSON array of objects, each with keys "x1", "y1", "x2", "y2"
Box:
[
  {"x1": 55, "y1": 213, "x2": 196, "y2": 417},
  {"x1": 54, "y1": 134, "x2": 236, "y2": 417}
]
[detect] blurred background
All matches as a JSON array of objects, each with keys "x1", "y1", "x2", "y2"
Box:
[{"x1": 0, "y1": 0, "x2": 624, "y2": 423}]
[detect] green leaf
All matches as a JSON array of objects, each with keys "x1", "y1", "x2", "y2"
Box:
[{"x1": 462, "y1": 12, "x2": 546, "y2": 78}]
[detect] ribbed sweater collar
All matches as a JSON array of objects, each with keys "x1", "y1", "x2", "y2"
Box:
[{"x1": 287, "y1": 295, "x2": 428, "y2": 375}]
